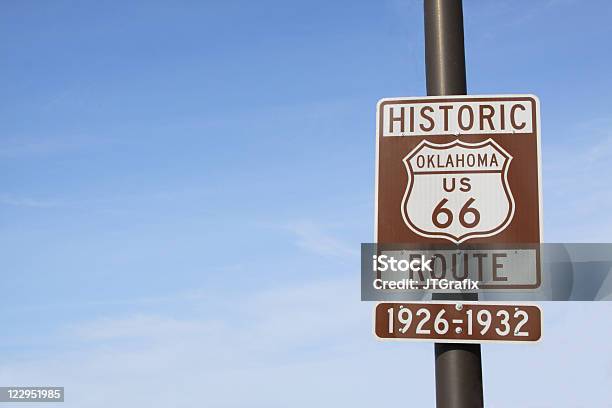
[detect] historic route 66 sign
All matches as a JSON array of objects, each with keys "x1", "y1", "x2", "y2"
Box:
[
  {"x1": 375, "y1": 95, "x2": 541, "y2": 245},
  {"x1": 401, "y1": 139, "x2": 514, "y2": 243}
]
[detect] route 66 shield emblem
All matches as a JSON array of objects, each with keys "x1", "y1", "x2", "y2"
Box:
[{"x1": 401, "y1": 138, "x2": 515, "y2": 244}]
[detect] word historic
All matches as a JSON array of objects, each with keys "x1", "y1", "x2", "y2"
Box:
[{"x1": 379, "y1": 99, "x2": 534, "y2": 137}]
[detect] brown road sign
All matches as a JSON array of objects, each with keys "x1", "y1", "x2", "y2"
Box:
[
  {"x1": 375, "y1": 95, "x2": 542, "y2": 245},
  {"x1": 374, "y1": 302, "x2": 542, "y2": 343}
]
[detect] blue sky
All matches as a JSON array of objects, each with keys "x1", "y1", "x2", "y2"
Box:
[{"x1": 1, "y1": 0, "x2": 612, "y2": 406}]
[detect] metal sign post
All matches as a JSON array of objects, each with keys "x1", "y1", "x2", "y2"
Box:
[
  {"x1": 424, "y1": 1, "x2": 484, "y2": 407},
  {"x1": 371, "y1": 1, "x2": 544, "y2": 406}
]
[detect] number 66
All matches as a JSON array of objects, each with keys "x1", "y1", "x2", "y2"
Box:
[{"x1": 432, "y1": 197, "x2": 481, "y2": 229}]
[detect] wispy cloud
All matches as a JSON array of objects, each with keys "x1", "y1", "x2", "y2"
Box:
[
  {"x1": 72, "y1": 314, "x2": 213, "y2": 342},
  {"x1": 0, "y1": 282, "x2": 610, "y2": 407},
  {"x1": 0, "y1": 135, "x2": 116, "y2": 158},
  {"x1": 68, "y1": 279, "x2": 363, "y2": 347},
  {"x1": 0, "y1": 194, "x2": 64, "y2": 208},
  {"x1": 0, "y1": 186, "x2": 209, "y2": 212},
  {"x1": 285, "y1": 220, "x2": 359, "y2": 259},
  {"x1": 543, "y1": 117, "x2": 612, "y2": 241}
]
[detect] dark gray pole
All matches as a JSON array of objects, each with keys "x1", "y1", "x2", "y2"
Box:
[
  {"x1": 424, "y1": 0, "x2": 467, "y2": 96},
  {"x1": 424, "y1": 1, "x2": 484, "y2": 407}
]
